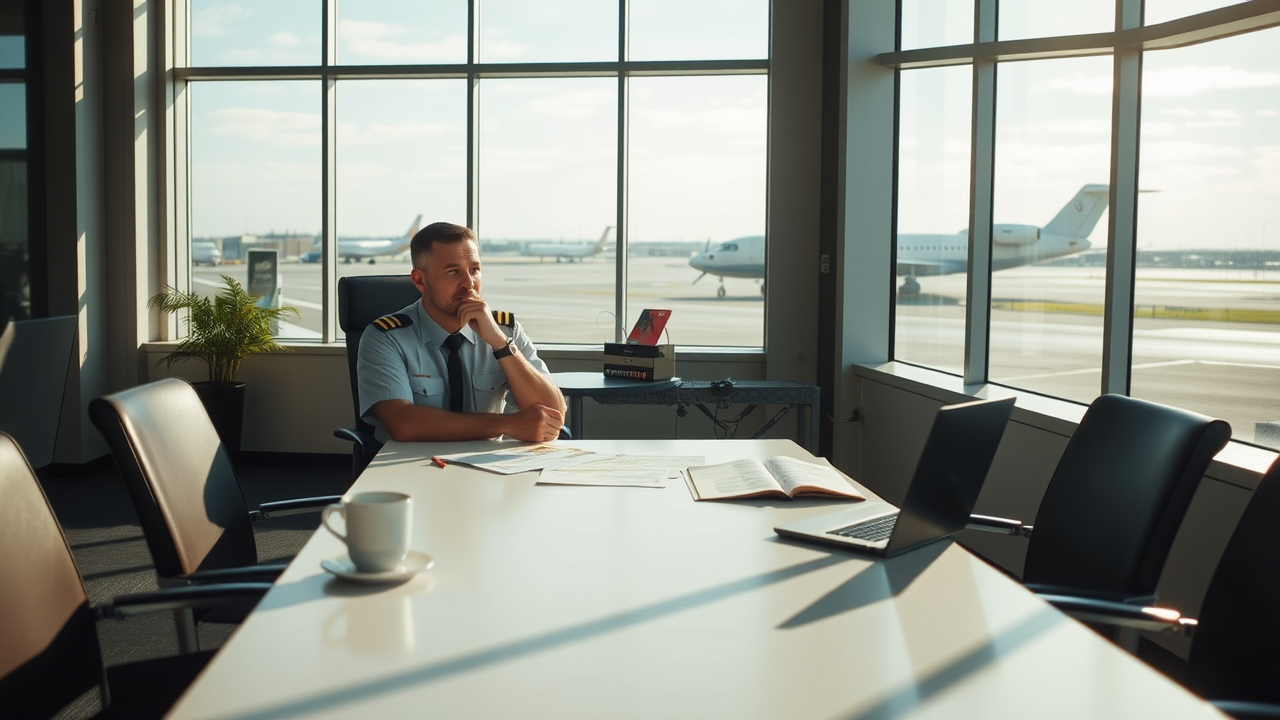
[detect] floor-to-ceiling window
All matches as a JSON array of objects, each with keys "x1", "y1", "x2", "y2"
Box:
[
  {"x1": 0, "y1": 0, "x2": 29, "y2": 324},
  {"x1": 177, "y1": 0, "x2": 769, "y2": 348},
  {"x1": 887, "y1": 0, "x2": 1280, "y2": 449}
]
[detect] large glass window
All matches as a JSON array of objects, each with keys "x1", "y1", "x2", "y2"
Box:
[
  {"x1": 478, "y1": 78, "x2": 617, "y2": 343},
  {"x1": 178, "y1": 2, "x2": 770, "y2": 348},
  {"x1": 1133, "y1": 27, "x2": 1280, "y2": 447},
  {"x1": 629, "y1": 75, "x2": 767, "y2": 348},
  {"x1": 894, "y1": 65, "x2": 972, "y2": 374},
  {"x1": 998, "y1": 0, "x2": 1115, "y2": 41},
  {"x1": 0, "y1": 0, "x2": 27, "y2": 323},
  {"x1": 189, "y1": 81, "x2": 320, "y2": 338},
  {"x1": 901, "y1": 0, "x2": 974, "y2": 51},
  {"x1": 988, "y1": 56, "x2": 1112, "y2": 403}
]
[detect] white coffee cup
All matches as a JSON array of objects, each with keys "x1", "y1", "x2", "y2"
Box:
[{"x1": 322, "y1": 491, "x2": 412, "y2": 573}]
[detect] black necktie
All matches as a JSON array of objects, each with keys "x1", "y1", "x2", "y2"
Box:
[{"x1": 443, "y1": 333, "x2": 465, "y2": 413}]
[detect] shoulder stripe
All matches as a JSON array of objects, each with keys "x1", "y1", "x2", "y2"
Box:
[
  {"x1": 371, "y1": 313, "x2": 413, "y2": 332},
  {"x1": 491, "y1": 310, "x2": 515, "y2": 327}
]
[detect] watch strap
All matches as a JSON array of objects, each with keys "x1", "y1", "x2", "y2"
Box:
[{"x1": 493, "y1": 339, "x2": 516, "y2": 360}]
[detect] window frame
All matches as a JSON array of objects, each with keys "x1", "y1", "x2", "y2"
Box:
[{"x1": 168, "y1": 0, "x2": 771, "y2": 345}]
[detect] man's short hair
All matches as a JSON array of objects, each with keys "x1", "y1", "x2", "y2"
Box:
[{"x1": 411, "y1": 222, "x2": 475, "y2": 268}]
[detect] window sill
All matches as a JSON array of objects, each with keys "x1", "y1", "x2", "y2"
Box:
[{"x1": 854, "y1": 360, "x2": 1276, "y2": 491}]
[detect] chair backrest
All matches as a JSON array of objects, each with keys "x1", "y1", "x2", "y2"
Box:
[
  {"x1": 0, "y1": 432, "x2": 103, "y2": 718},
  {"x1": 337, "y1": 275, "x2": 421, "y2": 437},
  {"x1": 1185, "y1": 456, "x2": 1280, "y2": 703},
  {"x1": 88, "y1": 378, "x2": 257, "y2": 579},
  {"x1": 1021, "y1": 394, "x2": 1231, "y2": 599},
  {"x1": 0, "y1": 315, "x2": 77, "y2": 468}
]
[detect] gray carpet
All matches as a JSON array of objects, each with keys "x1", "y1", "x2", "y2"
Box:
[{"x1": 38, "y1": 461, "x2": 352, "y2": 719}]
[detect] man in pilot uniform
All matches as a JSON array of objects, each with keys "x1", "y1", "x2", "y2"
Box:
[{"x1": 357, "y1": 222, "x2": 566, "y2": 443}]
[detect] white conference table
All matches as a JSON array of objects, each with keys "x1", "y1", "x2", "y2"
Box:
[{"x1": 168, "y1": 439, "x2": 1225, "y2": 720}]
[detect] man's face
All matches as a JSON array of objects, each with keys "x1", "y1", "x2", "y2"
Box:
[{"x1": 412, "y1": 239, "x2": 482, "y2": 323}]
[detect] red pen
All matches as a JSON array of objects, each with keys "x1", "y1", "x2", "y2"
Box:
[{"x1": 431, "y1": 456, "x2": 447, "y2": 469}]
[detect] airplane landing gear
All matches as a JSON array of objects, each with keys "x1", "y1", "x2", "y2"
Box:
[
  {"x1": 368, "y1": 258, "x2": 376, "y2": 265},
  {"x1": 899, "y1": 276, "x2": 921, "y2": 296},
  {"x1": 716, "y1": 282, "x2": 726, "y2": 298},
  {"x1": 760, "y1": 282, "x2": 766, "y2": 297}
]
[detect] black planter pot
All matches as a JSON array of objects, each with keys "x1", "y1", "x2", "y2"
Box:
[{"x1": 193, "y1": 381, "x2": 246, "y2": 462}]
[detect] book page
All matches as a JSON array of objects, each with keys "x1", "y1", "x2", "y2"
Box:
[
  {"x1": 437, "y1": 444, "x2": 603, "y2": 475},
  {"x1": 686, "y1": 459, "x2": 785, "y2": 500},
  {"x1": 764, "y1": 456, "x2": 865, "y2": 500}
]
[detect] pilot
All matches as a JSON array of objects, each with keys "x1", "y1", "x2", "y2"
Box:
[{"x1": 357, "y1": 221, "x2": 566, "y2": 443}]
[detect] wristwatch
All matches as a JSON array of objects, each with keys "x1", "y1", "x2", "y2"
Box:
[{"x1": 493, "y1": 339, "x2": 517, "y2": 360}]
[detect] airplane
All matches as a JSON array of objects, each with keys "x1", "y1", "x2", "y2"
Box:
[
  {"x1": 520, "y1": 226, "x2": 614, "y2": 262},
  {"x1": 302, "y1": 214, "x2": 423, "y2": 264},
  {"x1": 687, "y1": 184, "x2": 1109, "y2": 297}
]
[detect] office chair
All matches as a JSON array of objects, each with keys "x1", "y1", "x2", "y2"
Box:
[
  {"x1": 89, "y1": 377, "x2": 340, "y2": 652},
  {"x1": 967, "y1": 393, "x2": 1231, "y2": 603},
  {"x1": 335, "y1": 274, "x2": 571, "y2": 480},
  {"x1": 1043, "y1": 453, "x2": 1280, "y2": 719},
  {"x1": 334, "y1": 274, "x2": 423, "y2": 481},
  {"x1": 0, "y1": 432, "x2": 269, "y2": 719},
  {"x1": 0, "y1": 315, "x2": 77, "y2": 468}
]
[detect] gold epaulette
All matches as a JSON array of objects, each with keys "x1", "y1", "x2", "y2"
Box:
[
  {"x1": 491, "y1": 310, "x2": 515, "y2": 328},
  {"x1": 370, "y1": 313, "x2": 413, "y2": 331}
]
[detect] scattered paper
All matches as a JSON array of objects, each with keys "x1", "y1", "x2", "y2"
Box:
[
  {"x1": 535, "y1": 454, "x2": 704, "y2": 489},
  {"x1": 436, "y1": 444, "x2": 604, "y2": 475}
]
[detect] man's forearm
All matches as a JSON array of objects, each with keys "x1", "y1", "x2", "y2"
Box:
[
  {"x1": 376, "y1": 402, "x2": 516, "y2": 442},
  {"x1": 500, "y1": 354, "x2": 566, "y2": 413}
]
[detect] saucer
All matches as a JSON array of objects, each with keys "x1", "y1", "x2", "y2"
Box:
[{"x1": 320, "y1": 550, "x2": 434, "y2": 584}]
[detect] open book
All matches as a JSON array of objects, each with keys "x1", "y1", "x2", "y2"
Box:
[{"x1": 686, "y1": 456, "x2": 865, "y2": 501}]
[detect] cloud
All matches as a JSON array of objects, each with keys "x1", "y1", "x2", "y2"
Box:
[
  {"x1": 336, "y1": 20, "x2": 466, "y2": 62},
  {"x1": 524, "y1": 89, "x2": 614, "y2": 119},
  {"x1": 478, "y1": 34, "x2": 535, "y2": 61},
  {"x1": 1141, "y1": 140, "x2": 1245, "y2": 164},
  {"x1": 268, "y1": 32, "x2": 301, "y2": 49},
  {"x1": 192, "y1": 3, "x2": 247, "y2": 37},
  {"x1": 204, "y1": 108, "x2": 320, "y2": 147},
  {"x1": 1256, "y1": 110, "x2": 1280, "y2": 117},
  {"x1": 1160, "y1": 108, "x2": 1196, "y2": 117},
  {"x1": 1143, "y1": 66, "x2": 1280, "y2": 97},
  {"x1": 1142, "y1": 122, "x2": 1177, "y2": 137},
  {"x1": 1046, "y1": 119, "x2": 1110, "y2": 136},
  {"x1": 337, "y1": 119, "x2": 458, "y2": 145},
  {"x1": 1045, "y1": 66, "x2": 1280, "y2": 97}
]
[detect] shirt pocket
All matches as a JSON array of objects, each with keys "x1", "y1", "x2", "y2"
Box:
[
  {"x1": 471, "y1": 370, "x2": 507, "y2": 395},
  {"x1": 409, "y1": 376, "x2": 446, "y2": 401}
]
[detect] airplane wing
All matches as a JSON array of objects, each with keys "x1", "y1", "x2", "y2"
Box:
[{"x1": 897, "y1": 259, "x2": 966, "y2": 277}]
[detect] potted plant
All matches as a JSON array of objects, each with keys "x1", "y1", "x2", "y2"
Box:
[{"x1": 149, "y1": 275, "x2": 299, "y2": 459}]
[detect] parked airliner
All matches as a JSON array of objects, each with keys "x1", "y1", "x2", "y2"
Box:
[
  {"x1": 302, "y1": 214, "x2": 423, "y2": 264},
  {"x1": 520, "y1": 226, "x2": 614, "y2": 262},
  {"x1": 687, "y1": 184, "x2": 1109, "y2": 297}
]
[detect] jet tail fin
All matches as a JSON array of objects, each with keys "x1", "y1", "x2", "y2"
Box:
[
  {"x1": 1043, "y1": 184, "x2": 1109, "y2": 239},
  {"x1": 406, "y1": 213, "x2": 424, "y2": 240},
  {"x1": 595, "y1": 226, "x2": 615, "y2": 251}
]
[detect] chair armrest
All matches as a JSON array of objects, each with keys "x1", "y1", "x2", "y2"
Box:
[
  {"x1": 180, "y1": 563, "x2": 288, "y2": 584},
  {"x1": 1024, "y1": 584, "x2": 1157, "y2": 605},
  {"x1": 255, "y1": 496, "x2": 341, "y2": 519},
  {"x1": 333, "y1": 426, "x2": 369, "y2": 446},
  {"x1": 1211, "y1": 700, "x2": 1280, "y2": 719},
  {"x1": 1038, "y1": 594, "x2": 1196, "y2": 635},
  {"x1": 98, "y1": 582, "x2": 273, "y2": 620},
  {"x1": 966, "y1": 514, "x2": 1034, "y2": 537}
]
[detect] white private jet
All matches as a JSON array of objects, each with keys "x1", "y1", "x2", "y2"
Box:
[
  {"x1": 687, "y1": 184, "x2": 1109, "y2": 297},
  {"x1": 520, "y1": 226, "x2": 614, "y2": 262},
  {"x1": 304, "y1": 214, "x2": 423, "y2": 264}
]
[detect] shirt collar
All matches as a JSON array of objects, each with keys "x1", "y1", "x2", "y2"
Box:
[{"x1": 412, "y1": 300, "x2": 477, "y2": 348}]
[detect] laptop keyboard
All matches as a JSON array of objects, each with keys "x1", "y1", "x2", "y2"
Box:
[{"x1": 829, "y1": 513, "x2": 898, "y2": 542}]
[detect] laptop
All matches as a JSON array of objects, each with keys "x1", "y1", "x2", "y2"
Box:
[{"x1": 774, "y1": 396, "x2": 1015, "y2": 557}]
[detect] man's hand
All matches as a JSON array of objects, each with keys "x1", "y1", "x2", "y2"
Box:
[
  {"x1": 504, "y1": 404, "x2": 565, "y2": 442},
  {"x1": 456, "y1": 295, "x2": 505, "y2": 349}
]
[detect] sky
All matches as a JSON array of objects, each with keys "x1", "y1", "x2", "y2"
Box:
[
  {"x1": 897, "y1": 0, "x2": 1278, "y2": 252},
  {"x1": 187, "y1": 0, "x2": 769, "y2": 243},
  {"x1": 183, "y1": 0, "x2": 1279, "y2": 251}
]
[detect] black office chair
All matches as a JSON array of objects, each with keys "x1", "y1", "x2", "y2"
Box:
[
  {"x1": 967, "y1": 393, "x2": 1231, "y2": 603},
  {"x1": 1044, "y1": 454, "x2": 1280, "y2": 719},
  {"x1": 0, "y1": 315, "x2": 77, "y2": 469},
  {"x1": 89, "y1": 377, "x2": 340, "y2": 651},
  {"x1": 0, "y1": 432, "x2": 269, "y2": 719},
  {"x1": 334, "y1": 274, "x2": 422, "y2": 480}
]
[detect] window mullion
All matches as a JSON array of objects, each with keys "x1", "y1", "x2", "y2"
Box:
[{"x1": 963, "y1": 0, "x2": 997, "y2": 386}]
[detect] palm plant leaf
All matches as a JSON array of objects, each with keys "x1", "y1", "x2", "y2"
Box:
[{"x1": 149, "y1": 275, "x2": 300, "y2": 383}]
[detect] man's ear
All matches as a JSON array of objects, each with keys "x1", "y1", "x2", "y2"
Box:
[{"x1": 410, "y1": 267, "x2": 428, "y2": 291}]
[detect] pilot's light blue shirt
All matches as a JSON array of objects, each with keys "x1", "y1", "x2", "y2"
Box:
[{"x1": 357, "y1": 299, "x2": 552, "y2": 442}]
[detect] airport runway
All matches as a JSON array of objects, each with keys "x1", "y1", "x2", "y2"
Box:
[{"x1": 193, "y1": 260, "x2": 1280, "y2": 447}]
